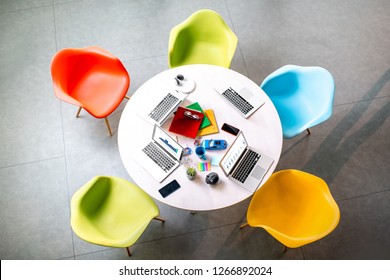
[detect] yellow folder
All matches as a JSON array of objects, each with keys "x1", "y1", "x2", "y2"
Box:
[{"x1": 197, "y1": 109, "x2": 219, "y2": 136}]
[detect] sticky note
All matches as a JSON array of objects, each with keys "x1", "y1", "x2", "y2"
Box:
[
  {"x1": 211, "y1": 156, "x2": 221, "y2": 166},
  {"x1": 197, "y1": 162, "x2": 211, "y2": 172}
]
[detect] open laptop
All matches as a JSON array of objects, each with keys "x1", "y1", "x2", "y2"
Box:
[
  {"x1": 138, "y1": 90, "x2": 187, "y2": 126},
  {"x1": 213, "y1": 79, "x2": 265, "y2": 118},
  {"x1": 133, "y1": 125, "x2": 184, "y2": 182},
  {"x1": 219, "y1": 131, "x2": 274, "y2": 192}
]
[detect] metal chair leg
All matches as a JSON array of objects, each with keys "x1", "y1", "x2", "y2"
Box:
[
  {"x1": 240, "y1": 222, "x2": 249, "y2": 229},
  {"x1": 153, "y1": 216, "x2": 165, "y2": 223},
  {"x1": 76, "y1": 107, "x2": 82, "y2": 118},
  {"x1": 104, "y1": 117, "x2": 113, "y2": 136},
  {"x1": 126, "y1": 247, "x2": 132, "y2": 257}
]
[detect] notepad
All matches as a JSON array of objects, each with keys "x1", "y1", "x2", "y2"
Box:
[
  {"x1": 211, "y1": 156, "x2": 222, "y2": 166},
  {"x1": 186, "y1": 102, "x2": 210, "y2": 129},
  {"x1": 198, "y1": 109, "x2": 219, "y2": 136}
]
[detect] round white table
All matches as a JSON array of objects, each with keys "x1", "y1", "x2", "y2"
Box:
[{"x1": 118, "y1": 64, "x2": 282, "y2": 211}]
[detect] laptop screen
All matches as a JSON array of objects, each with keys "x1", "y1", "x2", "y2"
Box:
[
  {"x1": 219, "y1": 132, "x2": 247, "y2": 176},
  {"x1": 152, "y1": 125, "x2": 183, "y2": 161}
]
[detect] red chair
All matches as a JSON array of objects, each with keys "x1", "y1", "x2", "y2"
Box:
[{"x1": 51, "y1": 47, "x2": 130, "y2": 136}]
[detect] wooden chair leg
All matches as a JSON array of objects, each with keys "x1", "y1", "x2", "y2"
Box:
[
  {"x1": 306, "y1": 128, "x2": 311, "y2": 135},
  {"x1": 76, "y1": 107, "x2": 82, "y2": 118},
  {"x1": 126, "y1": 247, "x2": 132, "y2": 257},
  {"x1": 240, "y1": 222, "x2": 249, "y2": 229},
  {"x1": 104, "y1": 117, "x2": 113, "y2": 136},
  {"x1": 124, "y1": 95, "x2": 131, "y2": 100},
  {"x1": 153, "y1": 216, "x2": 165, "y2": 223}
]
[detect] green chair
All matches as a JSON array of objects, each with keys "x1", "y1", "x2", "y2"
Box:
[
  {"x1": 168, "y1": 9, "x2": 238, "y2": 68},
  {"x1": 70, "y1": 176, "x2": 164, "y2": 256}
]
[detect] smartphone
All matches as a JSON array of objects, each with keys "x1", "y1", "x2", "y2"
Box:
[
  {"x1": 158, "y1": 179, "x2": 181, "y2": 198},
  {"x1": 221, "y1": 123, "x2": 240, "y2": 136}
]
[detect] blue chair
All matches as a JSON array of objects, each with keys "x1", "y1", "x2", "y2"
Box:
[{"x1": 260, "y1": 65, "x2": 335, "y2": 139}]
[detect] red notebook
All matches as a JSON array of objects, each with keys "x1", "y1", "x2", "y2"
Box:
[{"x1": 168, "y1": 107, "x2": 204, "y2": 139}]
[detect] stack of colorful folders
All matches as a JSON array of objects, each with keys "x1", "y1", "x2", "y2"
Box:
[
  {"x1": 187, "y1": 102, "x2": 219, "y2": 136},
  {"x1": 168, "y1": 106, "x2": 204, "y2": 138},
  {"x1": 169, "y1": 102, "x2": 219, "y2": 138}
]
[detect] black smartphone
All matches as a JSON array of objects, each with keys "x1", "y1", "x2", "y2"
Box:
[
  {"x1": 158, "y1": 179, "x2": 181, "y2": 198},
  {"x1": 221, "y1": 123, "x2": 240, "y2": 136}
]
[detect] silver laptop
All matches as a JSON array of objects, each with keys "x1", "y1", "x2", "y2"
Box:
[
  {"x1": 219, "y1": 131, "x2": 273, "y2": 192},
  {"x1": 213, "y1": 80, "x2": 264, "y2": 118},
  {"x1": 138, "y1": 91, "x2": 187, "y2": 126},
  {"x1": 133, "y1": 125, "x2": 183, "y2": 182}
]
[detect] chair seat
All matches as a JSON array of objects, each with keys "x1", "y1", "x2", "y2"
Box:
[
  {"x1": 272, "y1": 89, "x2": 330, "y2": 138},
  {"x1": 71, "y1": 67, "x2": 129, "y2": 118}
]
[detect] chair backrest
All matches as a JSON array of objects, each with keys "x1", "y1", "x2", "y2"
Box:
[
  {"x1": 247, "y1": 170, "x2": 340, "y2": 248},
  {"x1": 260, "y1": 65, "x2": 335, "y2": 138},
  {"x1": 168, "y1": 9, "x2": 238, "y2": 68},
  {"x1": 77, "y1": 176, "x2": 111, "y2": 216}
]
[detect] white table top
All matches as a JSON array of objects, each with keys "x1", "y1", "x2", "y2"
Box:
[{"x1": 118, "y1": 64, "x2": 282, "y2": 211}]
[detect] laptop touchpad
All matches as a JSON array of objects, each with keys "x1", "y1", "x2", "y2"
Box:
[
  {"x1": 239, "y1": 87, "x2": 254, "y2": 100},
  {"x1": 251, "y1": 165, "x2": 266, "y2": 180}
]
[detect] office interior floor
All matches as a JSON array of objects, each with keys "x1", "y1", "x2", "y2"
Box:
[{"x1": 1, "y1": 0, "x2": 389, "y2": 260}]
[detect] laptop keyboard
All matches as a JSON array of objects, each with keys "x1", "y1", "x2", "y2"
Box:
[
  {"x1": 142, "y1": 142, "x2": 176, "y2": 172},
  {"x1": 148, "y1": 93, "x2": 179, "y2": 123},
  {"x1": 222, "y1": 87, "x2": 254, "y2": 115},
  {"x1": 231, "y1": 150, "x2": 260, "y2": 183}
]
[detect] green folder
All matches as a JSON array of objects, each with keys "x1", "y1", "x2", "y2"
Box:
[{"x1": 186, "y1": 102, "x2": 210, "y2": 129}]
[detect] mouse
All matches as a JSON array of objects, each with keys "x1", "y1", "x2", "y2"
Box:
[{"x1": 206, "y1": 172, "x2": 219, "y2": 185}]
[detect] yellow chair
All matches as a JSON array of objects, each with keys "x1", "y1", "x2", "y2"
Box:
[
  {"x1": 168, "y1": 9, "x2": 238, "y2": 68},
  {"x1": 70, "y1": 176, "x2": 164, "y2": 256},
  {"x1": 241, "y1": 170, "x2": 340, "y2": 250}
]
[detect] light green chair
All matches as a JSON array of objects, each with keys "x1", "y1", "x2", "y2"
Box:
[
  {"x1": 168, "y1": 9, "x2": 238, "y2": 68},
  {"x1": 70, "y1": 176, "x2": 164, "y2": 256}
]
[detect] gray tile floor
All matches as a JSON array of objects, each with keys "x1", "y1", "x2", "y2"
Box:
[{"x1": 0, "y1": 0, "x2": 389, "y2": 260}]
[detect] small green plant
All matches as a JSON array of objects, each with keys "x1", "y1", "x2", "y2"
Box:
[{"x1": 186, "y1": 167, "x2": 197, "y2": 179}]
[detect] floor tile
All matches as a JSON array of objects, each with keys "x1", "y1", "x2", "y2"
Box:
[
  {"x1": 0, "y1": 0, "x2": 52, "y2": 14},
  {"x1": 76, "y1": 224, "x2": 303, "y2": 260},
  {"x1": 226, "y1": 0, "x2": 390, "y2": 105},
  {"x1": 0, "y1": 158, "x2": 73, "y2": 259},
  {"x1": 1, "y1": 0, "x2": 389, "y2": 261},
  {"x1": 54, "y1": 0, "x2": 238, "y2": 62},
  {"x1": 302, "y1": 190, "x2": 390, "y2": 259},
  {"x1": 278, "y1": 97, "x2": 390, "y2": 200},
  {"x1": 0, "y1": 6, "x2": 63, "y2": 168}
]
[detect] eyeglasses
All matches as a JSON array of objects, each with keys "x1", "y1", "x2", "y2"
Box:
[{"x1": 184, "y1": 110, "x2": 200, "y2": 120}]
